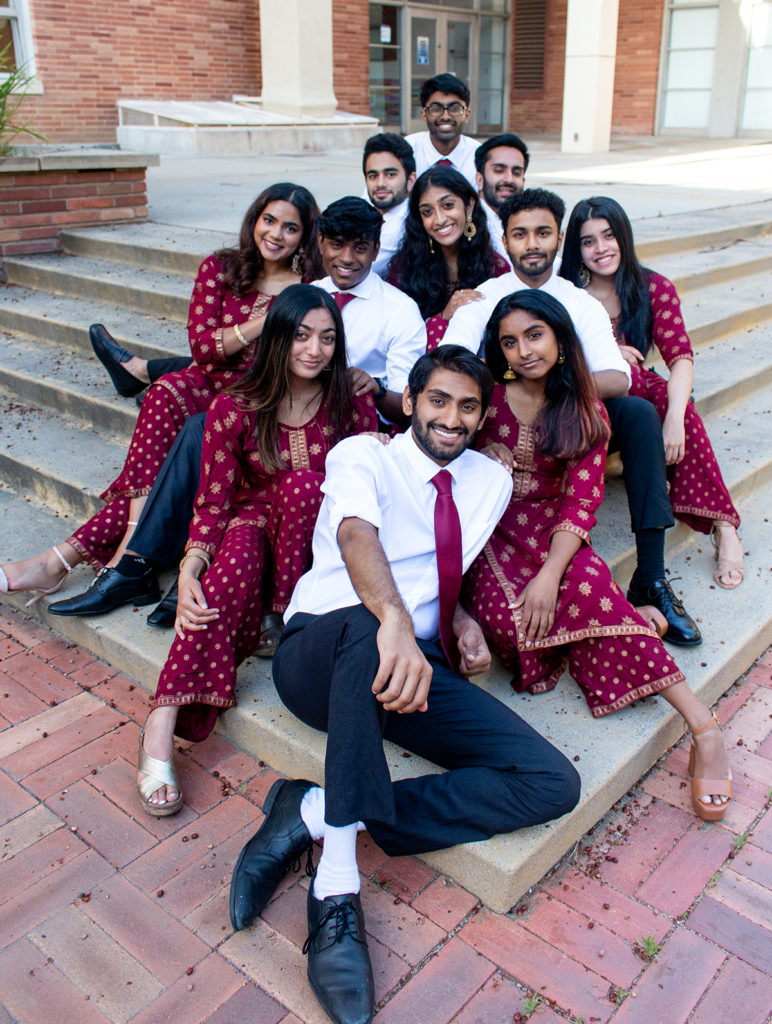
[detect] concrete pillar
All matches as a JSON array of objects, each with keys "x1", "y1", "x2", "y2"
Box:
[
  {"x1": 259, "y1": 0, "x2": 337, "y2": 118},
  {"x1": 560, "y1": 0, "x2": 620, "y2": 154}
]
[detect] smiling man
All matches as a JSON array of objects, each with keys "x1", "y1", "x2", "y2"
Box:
[
  {"x1": 362, "y1": 133, "x2": 416, "y2": 277},
  {"x1": 405, "y1": 72, "x2": 478, "y2": 188},
  {"x1": 315, "y1": 197, "x2": 426, "y2": 425},
  {"x1": 474, "y1": 133, "x2": 530, "y2": 263},
  {"x1": 229, "y1": 345, "x2": 580, "y2": 1024}
]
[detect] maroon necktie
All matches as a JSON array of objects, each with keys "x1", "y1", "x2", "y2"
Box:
[
  {"x1": 333, "y1": 292, "x2": 355, "y2": 312},
  {"x1": 431, "y1": 469, "x2": 463, "y2": 671},
  {"x1": 435, "y1": 158, "x2": 453, "y2": 167}
]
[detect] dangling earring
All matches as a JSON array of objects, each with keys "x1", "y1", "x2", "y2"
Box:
[
  {"x1": 578, "y1": 263, "x2": 590, "y2": 288},
  {"x1": 557, "y1": 348, "x2": 566, "y2": 365},
  {"x1": 463, "y1": 213, "x2": 477, "y2": 240},
  {"x1": 503, "y1": 366, "x2": 517, "y2": 380},
  {"x1": 292, "y1": 246, "x2": 305, "y2": 276},
  {"x1": 428, "y1": 237, "x2": 435, "y2": 254}
]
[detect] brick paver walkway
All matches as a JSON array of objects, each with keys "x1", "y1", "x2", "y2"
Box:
[{"x1": 1, "y1": 600, "x2": 770, "y2": 1024}]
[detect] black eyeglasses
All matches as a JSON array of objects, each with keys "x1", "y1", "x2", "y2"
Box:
[{"x1": 424, "y1": 102, "x2": 467, "y2": 116}]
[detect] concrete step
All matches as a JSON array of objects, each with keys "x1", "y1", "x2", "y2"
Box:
[
  {"x1": 632, "y1": 199, "x2": 772, "y2": 260},
  {"x1": 678, "y1": 268, "x2": 772, "y2": 346},
  {"x1": 59, "y1": 223, "x2": 236, "y2": 276},
  {"x1": 1, "y1": 470, "x2": 769, "y2": 913},
  {"x1": 0, "y1": 283, "x2": 190, "y2": 362},
  {"x1": 653, "y1": 233, "x2": 772, "y2": 294},
  {"x1": 0, "y1": 253, "x2": 192, "y2": 320}
]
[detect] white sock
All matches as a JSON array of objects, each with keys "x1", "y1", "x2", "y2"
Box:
[
  {"x1": 313, "y1": 822, "x2": 361, "y2": 900},
  {"x1": 299, "y1": 786, "x2": 326, "y2": 841}
]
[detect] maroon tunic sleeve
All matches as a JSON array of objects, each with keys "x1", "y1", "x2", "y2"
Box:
[
  {"x1": 186, "y1": 254, "x2": 269, "y2": 367},
  {"x1": 186, "y1": 394, "x2": 253, "y2": 557},
  {"x1": 491, "y1": 252, "x2": 511, "y2": 278},
  {"x1": 647, "y1": 272, "x2": 694, "y2": 369}
]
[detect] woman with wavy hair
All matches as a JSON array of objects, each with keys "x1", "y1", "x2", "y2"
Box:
[
  {"x1": 1, "y1": 183, "x2": 322, "y2": 606},
  {"x1": 464, "y1": 290, "x2": 730, "y2": 820},
  {"x1": 387, "y1": 165, "x2": 508, "y2": 346},
  {"x1": 137, "y1": 284, "x2": 377, "y2": 815},
  {"x1": 559, "y1": 195, "x2": 742, "y2": 591}
]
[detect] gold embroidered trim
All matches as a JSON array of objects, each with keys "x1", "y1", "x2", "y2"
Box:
[
  {"x1": 249, "y1": 292, "x2": 273, "y2": 319},
  {"x1": 287, "y1": 428, "x2": 311, "y2": 471},
  {"x1": 511, "y1": 423, "x2": 537, "y2": 500},
  {"x1": 670, "y1": 504, "x2": 740, "y2": 529},
  {"x1": 151, "y1": 692, "x2": 237, "y2": 711},
  {"x1": 66, "y1": 535, "x2": 104, "y2": 572},
  {"x1": 154, "y1": 375, "x2": 198, "y2": 419},
  {"x1": 664, "y1": 352, "x2": 693, "y2": 370},
  {"x1": 590, "y1": 670, "x2": 685, "y2": 717},
  {"x1": 550, "y1": 522, "x2": 590, "y2": 543},
  {"x1": 214, "y1": 327, "x2": 225, "y2": 360}
]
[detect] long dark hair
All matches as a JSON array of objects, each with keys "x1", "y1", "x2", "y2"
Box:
[
  {"x1": 483, "y1": 290, "x2": 609, "y2": 459},
  {"x1": 559, "y1": 196, "x2": 652, "y2": 356},
  {"x1": 227, "y1": 285, "x2": 352, "y2": 473},
  {"x1": 216, "y1": 183, "x2": 322, "y2": 295},
  {"x1": 391, "y1": 166, "x2": 497, "y2": 319}
]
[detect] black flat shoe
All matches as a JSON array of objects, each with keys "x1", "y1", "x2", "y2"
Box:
[
  {"x1": 89, "y1": 323, "x2": 147, "y2": 398},
  {"x1": 304, "y1": 881, "x2": 374, "y2": 1024},
  {"x1": 627, "y1": 576, "x2": 701, "y2": 646},
  {"x1": 48, "y1": 566, "x2": 160, "y2": 617},
  {"x1": 147, "y1": 582, "x2": 179, "y2": 628},
  {"x1": 230, "y1": 778, "x2": 316, "y2": 931}
]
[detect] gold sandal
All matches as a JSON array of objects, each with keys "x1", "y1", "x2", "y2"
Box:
[
  {"x1": 137, "y1": 726, "x2": 183, "y2": 817},
  {"x1": 688, "y1": 712, "x2": 732, "y2": 822},
  {"x1": 0, "y1": 545, "x2": 74, "y2": 607},
  {"x1": 710, "y1": 523, "x2": 744, "y2": 590}
]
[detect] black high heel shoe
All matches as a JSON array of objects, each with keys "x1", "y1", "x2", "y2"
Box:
[{"x1": 90, "y1": 324, "x2": 147, "y2": 398}]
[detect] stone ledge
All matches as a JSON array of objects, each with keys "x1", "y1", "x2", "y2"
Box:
[{"x1": 0, "y1": 146, "x2": 160, "y2": 174}]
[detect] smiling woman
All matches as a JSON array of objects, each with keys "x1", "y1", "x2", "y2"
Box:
[{"x1": 387, "y1": 165, "x2": 508, "y2": 327}]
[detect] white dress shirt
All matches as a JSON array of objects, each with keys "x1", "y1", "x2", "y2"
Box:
[
  {"x1": 315, "y1": 270, "x2": 427, "y2": 393},
  {"x1": 286, "y1": 429, "x2": 513, "y2": 639},
  {"x1": 371, "y1": 199, "x2": 409, "y2": 279},
  {"x1": 440, "y1": 268, "x2": 631, "y2": 384},
  {"x1": 405, "y1": 132, "x2": 479, "y2": 189},
  {"x1": 480, "y1": 197, "x2": 511, "y2": 265}
]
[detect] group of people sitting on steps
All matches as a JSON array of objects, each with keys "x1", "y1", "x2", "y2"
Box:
[{"x1": 1, "y1": 73, "x2": 741, "y2": 1024}]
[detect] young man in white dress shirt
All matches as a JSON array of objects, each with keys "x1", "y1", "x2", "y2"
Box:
[
  {"x1": 405, "y1": 73, "x2": 478, "y2": 188},
  {"x1": 362, "y1": 133, "x2": 416, "y2": 278},
  {"x1": 315, "y1": 196, "x2": 427, "y2": 428},
  {"x1": 442, "y1": 187, "x2": 701, "y2": 647},
  {"x1": 474, "y1": 132, "x2": 530, "y2": 264},
  {"x1": 229, "y1": 345, "x2": 581, "y2": 1024}
]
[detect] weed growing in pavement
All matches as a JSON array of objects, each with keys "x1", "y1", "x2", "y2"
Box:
[
  {"x1": 732, "y1": 832, "x2": 750, "y2": 851},
  {"x1": 634, "y1": 934, "x2": 663, "y2": 961},
  {"x1": 522, "y1": 992, "x2": 542, "y2": 1016}
]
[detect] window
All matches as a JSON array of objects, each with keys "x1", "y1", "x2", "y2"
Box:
[{"x1": 0, "y1": 1, "x2": 40, "y2": 87}]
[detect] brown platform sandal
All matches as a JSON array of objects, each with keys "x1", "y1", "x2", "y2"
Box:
[{"x1": 688, "y1": 712, "x2": 732, "y2": 822}]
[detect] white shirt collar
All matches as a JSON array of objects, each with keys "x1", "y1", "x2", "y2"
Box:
[
  {"x1": 318, "y1": 268, "x2": 378, "y2": 300},
  {"x1": 397, "y1": 429, "x2": 466, "y2": 487}
]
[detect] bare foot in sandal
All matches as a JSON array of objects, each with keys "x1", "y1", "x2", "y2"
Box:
[
  {"x1": 138, "y1": 706, "x2": 182, "y2": 815},
  {"x1": 711, "y1": 522, "x2": 743, "y2": 589}
]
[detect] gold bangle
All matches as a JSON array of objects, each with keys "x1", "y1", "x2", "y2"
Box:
[
  {"x1": 179, "y1": 551, "x2": 211, "y2": 573},
  {"x1": 233, "y1": 323, "x2": 248, "y2": 347}
]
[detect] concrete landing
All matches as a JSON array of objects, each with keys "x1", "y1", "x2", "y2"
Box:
[{"x1": 117, "y1": 100, "x2": 378, "y2": 156}]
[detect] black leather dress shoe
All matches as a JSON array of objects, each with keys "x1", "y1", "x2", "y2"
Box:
[
  {"x1": 147, "y1": 582, "x2": 179, "y2": 628},
  {"x1": 230, "y1": 778, "x2": 316, "y2": 931},
  {"x1": 90, "y1": 324, "x2": 147, "y2": 398},
  {"x1": 626, "y1": 576, "x2": 701, "y2": 646},
  {"x1": 48, "y1": 566, "x2": 160, "y2": 617},
  {"x1": 304, "y1": 883, "x2": 374, "y2": 1024}
]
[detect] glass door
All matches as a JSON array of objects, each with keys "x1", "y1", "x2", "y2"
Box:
[{"x1": 406, "y1": 11, "x2": 477, "y2": 132}]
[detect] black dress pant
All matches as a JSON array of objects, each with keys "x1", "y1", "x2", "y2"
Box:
[
  {"x1": 273, "y1": 605, "x2": 581, "y2": 858},
  {"x1": 147, "y1": 355, "x2": 193, "y2": 383},
  {"x1": 129, "y1": 412, "x2": 206, "y2": 567},
  {"x1": 604, "y1": 395, "x2": 674, "y2": 533}
]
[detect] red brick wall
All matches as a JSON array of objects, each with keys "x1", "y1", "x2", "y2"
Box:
[
  {"x1": 612, "y1": 0, "x2": 664, "y2": 134},
  {"x1": 0, "y1": 168, "x2": 148, "y2": 258},
  {"x1": 332, "y1": 0, "x2": 370, "y2": 115},
  {"x1": 508, "y1": 0, "x2": 567, "y2": 135},
  {"x1": 15, "y1": 1, "x2": 261, "y2": 144}
]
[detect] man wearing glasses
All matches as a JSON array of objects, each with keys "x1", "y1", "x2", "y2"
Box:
[{"x1": 405, "y1": 73, "x2": 478, "y2": 188}]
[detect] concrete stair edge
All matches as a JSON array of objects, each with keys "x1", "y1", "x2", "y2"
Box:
[{"x1": 635, "y1": 218, "x2": 772, "y2": 262}]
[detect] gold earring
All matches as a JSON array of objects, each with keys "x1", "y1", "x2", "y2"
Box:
[
  {"x1": 428, "y1": 237, "x2": 435, "y2": 254},
  {"x1": 578, "y1": 263, "x2": 590, "y2": 288},
  {"x1": 557, "y1": 348, "x2": 565, "y2": 365},
  {"x1": 292, "y1": 246, "x2": 305, "y2": 276},
  {"x1": 463, "y1": 214, "x2": 477, "y2": 240},
  {"x1": 503, "y1": 366, "x2": 517, "y2": 380}
]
